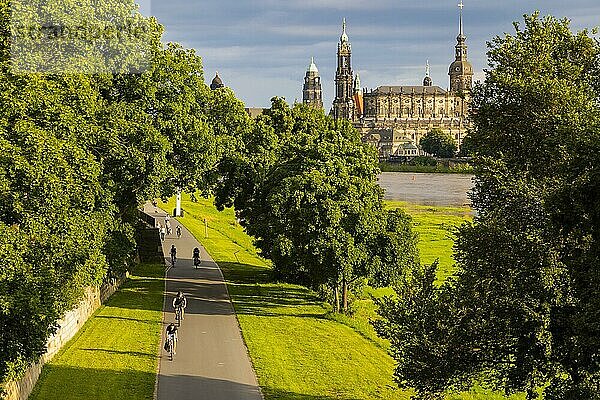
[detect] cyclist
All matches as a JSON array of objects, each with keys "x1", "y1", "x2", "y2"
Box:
[
  {"x1": 165, "y1": 323, "x2": 178, "y2": 356},
  {"x1": 193, "y1": 247, "x2": 201, "y2": 268},
  {"x1": 170, "y1": 245, "x2": 177, "y2": 267},
  {"x1": 173, "y1": 291, "x2": 187, "y2": 321}
]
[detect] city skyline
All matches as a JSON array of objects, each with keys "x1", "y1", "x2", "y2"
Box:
[{"x1": 150, "y1": 0, "x2": 600, "y2": 108}]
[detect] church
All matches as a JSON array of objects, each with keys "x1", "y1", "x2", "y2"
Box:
[{"x1": 302, "y1": 4, "x2": 474, "y2": 159}]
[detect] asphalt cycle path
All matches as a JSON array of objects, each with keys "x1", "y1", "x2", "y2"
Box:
[{"x1": 144, "y1": 204, "x2": 263, "y2": 400}]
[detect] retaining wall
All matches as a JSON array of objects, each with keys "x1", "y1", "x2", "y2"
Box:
[{"x1": 2, "y1": 274, "x2": 127, "y2": 400}]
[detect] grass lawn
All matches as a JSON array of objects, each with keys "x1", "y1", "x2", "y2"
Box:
[
  {"x1": 385, "y1": 200, "x2": 473, "y2": 282},
  {"x1": 161, "y1": 195, "x2": 522, "y2": 400},
  {"x1": 29, "y1": 263, "x2": 164, "y2": 400}
]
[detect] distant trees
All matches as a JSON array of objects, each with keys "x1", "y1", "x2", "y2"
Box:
[
  {"x1": 375, "y1": 14, "x2": 600, "y2": 400},
  {"x1": 419, "y1": 128, "x2": 457, "y2": 158},
  {"x1": 214, "y1": 99, "x2": 419, "y2": 313}
]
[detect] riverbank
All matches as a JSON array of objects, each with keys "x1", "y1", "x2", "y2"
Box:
[{"x1": 380, "y1": 162, "x2": 473, "y2": 174}]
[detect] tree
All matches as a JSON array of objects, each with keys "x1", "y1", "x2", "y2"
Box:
[
  {"x1": 376, "y1": 14, "x2": 600, "y2": 400},
  {"x1": 214, "y1": 100, "x2": 419, "y2": 313},
  {"x1": 0, "y1": 0, "x2": 242, "y2": 384},
  {"x1": 419, "y1": 128, "x2": 457, "y2": 158},
  {"x1": 456, "y1": 134, "x2": 475, "y2": 157}
]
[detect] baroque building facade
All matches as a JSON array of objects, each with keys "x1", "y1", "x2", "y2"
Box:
[{"x1": 311, "y1": 4, "x2": 474, "y2": 159}]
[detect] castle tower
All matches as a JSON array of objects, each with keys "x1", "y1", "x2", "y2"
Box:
[
  {"x1": 332, "y1": 18, "x2": 354, "y2": 121},
  {"x1": 423, "y1": 60, "x2": 432, "y2": 86},
  {"x1": 448, "y1": 1, "x2": 473, "y2": 92},
  {"x1": 303, "y1": 57, "x2": 323, "y2": 109},
  {"x1": 210, "y1": 71, "x2": 225, "y2": 90}
]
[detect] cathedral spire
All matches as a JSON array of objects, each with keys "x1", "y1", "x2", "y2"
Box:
[
  {"x1": 341, "y1": 17, "x2": 349, "y2": 43},
  {"x1": 333, "y1": 18, "x2": 354, "y2": 120},
  {"x1": 448, "y1": 1, "x2": 473, "y2": 92},
  {"x1": 458, "y1": 0, "x2": 464, "y2": 37}
]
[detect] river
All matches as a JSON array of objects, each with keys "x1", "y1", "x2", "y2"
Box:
[{"x1": 378, "y1": 172, "x2": 474, "y2": 207}]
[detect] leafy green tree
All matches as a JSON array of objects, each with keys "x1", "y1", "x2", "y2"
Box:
[
  {"x1": 420, "y1": 128, "x2": 457, "y2": 158},
  {"x1": 457, "y1": 134, "x2": 475, "y2": 157},
  {"x1": 0, "y1": 0, "x2": 238, "y2": 384},
  {"x1": 376, "y1": 14, "x2": 600, "y2": 400},
  {"x1": 214, "y1": 100, "x2": 419, "y2": 313}
]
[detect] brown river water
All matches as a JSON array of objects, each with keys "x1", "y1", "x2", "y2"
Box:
[{"x1": 377, "y1": 172, "x2": 474, "y2": 207}]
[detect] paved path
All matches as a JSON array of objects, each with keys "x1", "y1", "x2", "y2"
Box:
[{"x1": 144, "y1": 204, "x2": 263, "y2": 400}]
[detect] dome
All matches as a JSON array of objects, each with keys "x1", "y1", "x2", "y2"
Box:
[
  {"x1": 423, "y1": 76, "x2": 432, "y2": 86},
  {"x1": 449, "y1": 60, "x2": 473, "y2": 76},
  {"x1": 210, "y1": 72, "x2": 224, "y2": 90}
]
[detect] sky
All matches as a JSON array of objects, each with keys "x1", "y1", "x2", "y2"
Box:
[{"x1": 148, "y1": 0, "x2": 600, "y2": 108}]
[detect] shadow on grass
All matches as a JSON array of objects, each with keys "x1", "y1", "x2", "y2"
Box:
[
  {"x1": 105, "y1": 264, "x2": 165, "y2": 313},
  {"x1": 263, "y1": 388, "x2": 362, "y2": 400},
  {"x1": 29, "y1": 365, "x2": 156, "y2": 400},
  {"x1": 216, "y1": 262, "x2": 327, "y2": 319},
  {"x1": 80, "y1": 348, "x2": 156, "y2": 358},
  {"x1": 158, "y1": 373, "x2": 361, "y2": 400}
]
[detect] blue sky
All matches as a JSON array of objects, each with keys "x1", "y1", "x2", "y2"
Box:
[{"x1": 149, "y1": 0, "x2": 600, "y2": 108}]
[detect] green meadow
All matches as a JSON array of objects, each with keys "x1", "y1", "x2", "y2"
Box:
[{"x1": 161, "y1": 195, "x2": 521, "y2": 400}]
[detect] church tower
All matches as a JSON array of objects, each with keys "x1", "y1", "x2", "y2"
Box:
[
  {"x1": 303, "y1": 57, "x2": 323, "y2": 109},
  {"x1": 332, "y1": 18, "x2": 354, "y2": 121},
  {"x1": 448, "y1": 1, "x2": 473, "y2": 92}
]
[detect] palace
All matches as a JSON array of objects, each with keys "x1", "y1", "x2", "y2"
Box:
[{"x1": 302, "y1": 4, "x2": 474, "y2": 159}]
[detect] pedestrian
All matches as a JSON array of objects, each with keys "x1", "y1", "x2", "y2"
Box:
[
  {"x1": 165, "y1": 219, "x2": 172, "y2": 235},
  {"x1": 152, "y1": 199, "x2": 158, "y2": 213},
  {"x1": 176, "y1": 225, "x2": 182, "y2": 239},
  {"x1": 160, "y1": 226, "x2": 166, "y2": 241}
]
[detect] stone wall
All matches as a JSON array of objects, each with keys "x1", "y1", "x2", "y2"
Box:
[{"x1": 2, "y1": 274, "x2": 127, "y2": 400}]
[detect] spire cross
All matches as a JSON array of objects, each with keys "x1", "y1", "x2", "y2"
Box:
[{"x1": 458, "y1": 1, "x2": 464, "y2": 36}]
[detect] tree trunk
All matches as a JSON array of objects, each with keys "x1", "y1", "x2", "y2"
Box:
[
  {"x1": 334, "y1": 284, "x2": 340, "y2": 313},
  {"x1": 342, "y1": 277, "x2": 348, "y2": 314}
]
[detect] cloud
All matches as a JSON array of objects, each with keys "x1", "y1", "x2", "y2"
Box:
[{"x1": 152, "y1": 0, "x2": 600, "y2": 107}]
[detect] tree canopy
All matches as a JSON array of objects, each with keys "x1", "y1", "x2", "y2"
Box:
[
  {"x1": 419, "y1": 128, "x2": 457, "y2": 158},
  {"x1": 376, "y1": 13, "x2": 600, "y2": 400},
  {"x1": 0, "y1": 0, "x2": 246, "y2": 384},
  {"x1": 214, "y1": 99, "x2": 419, "y2": 313}
]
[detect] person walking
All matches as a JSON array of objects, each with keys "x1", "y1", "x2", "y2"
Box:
[
  {"x1": 170, "y1": 245, "x2": 177, "y2": 267},
  {"x1": 176, "y1": 225, "x2": 182, "y2": 239},
  {"x1": 193, "y1": 247, "x2": 201, "y2": 268}
]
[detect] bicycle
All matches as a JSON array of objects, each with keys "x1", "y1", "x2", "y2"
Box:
[
  {"x1": 175, "y1": 305, "x2": 183, "y2": 327},
  {"x1": 193, "y1": 256, "x2": 201, "y2": 269},
  {"x1": 165, "y1": 334, "x2": 175, "y2": 360}
]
